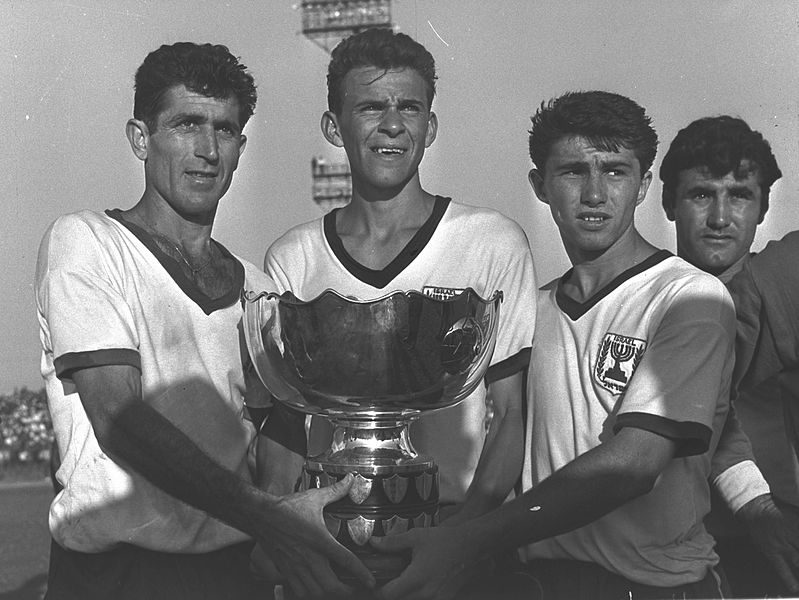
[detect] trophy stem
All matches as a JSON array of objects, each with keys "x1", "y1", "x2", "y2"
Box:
[
  {"x1": 302, "y1": 413, "x2": 439, "y2": 585},
  {"x1": 307, "y1": 413, "x2": 433, "y2": 475}
]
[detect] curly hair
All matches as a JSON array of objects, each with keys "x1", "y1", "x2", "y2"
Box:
[
  {"x1": 327, "y1": 27, "x2": 436, "y2": 115},
  {"x1": 134, "y1": 42, "x2": 257, "y2": 131},
  {"x1": 529, "y1": 91, "x2": 658, "y2": 174},
  {"x1": 659, "y1": 116, "x2": 781, "y2": 219}
]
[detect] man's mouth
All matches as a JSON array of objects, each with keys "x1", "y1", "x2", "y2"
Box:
[
  {"x1": 578, "y1": 214, "x2": 609, "y2": 223},
  {"x1": 186, "y1": 170, "x2": 217, "y2": 179},
  {"x1": 372, "y1": 146, "x2": 406, "y2": 155}
]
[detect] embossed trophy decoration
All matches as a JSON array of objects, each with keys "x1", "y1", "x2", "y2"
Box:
[{"x1": 242, "y1": 288, "x2": 502, "y2": 583}]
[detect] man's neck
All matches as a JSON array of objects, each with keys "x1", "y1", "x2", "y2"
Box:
[
  {"x1": 715, "y1": 253, "x2": 752, "y2": 284},
  {"x1": 120, "y1": 196, "x2": 236, "y2": 299},
  {"x1": 124, "y1": 195, "x2": 214, "y2": 251},
  {"x1": 562, "y1": 228, "x2": 659, "y2": 303},
  {"x1": 335, "y1": 186, "x2": 437, "y2": 270}
]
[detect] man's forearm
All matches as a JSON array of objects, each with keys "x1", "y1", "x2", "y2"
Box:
[
  {"x1": 455, "y1": 372, "x2": 524, "y2": 523},
  {"x1": 100, "y1": 398, "x2": 273, "y2": 535},
  {"x1": 468, "y1": 427, "x2": 674, "y2": 557},
  {"x1": 711, "y1": 399, "x2": 770, "y2": 513}
]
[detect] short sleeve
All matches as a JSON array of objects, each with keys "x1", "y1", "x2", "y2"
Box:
[
  {"x1": 615, "y1": 278, "x2": 735, "y2": 457},
  {"x1": 485, "y1": 226, "x2": 537, "y2": 383},
  {"x1": 35, "y1": 214, "x2": 141, "y2": 379}
]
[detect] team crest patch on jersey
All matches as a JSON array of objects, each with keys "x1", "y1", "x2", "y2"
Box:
[
  {"x1": 595, "y1": 333, "x2": 647, "y2": 394},
  {"x1": 422, "y1": 286, "x2": 465, "y2": 301}
]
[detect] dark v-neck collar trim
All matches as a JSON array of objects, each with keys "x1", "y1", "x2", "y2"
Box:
[
  {"x1": 556, "y1": 249, "x2": 673, "y2": 320},
  {"x1": 106, "y1": 209, "x2": 244, "y2": 315},
  {"x1": 324, "y1": 196, "x2": 451, "y2": 289}
]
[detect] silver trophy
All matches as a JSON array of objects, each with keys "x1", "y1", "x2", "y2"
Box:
[{"x1": 242, "y1": 288, "x2": 501, "y2": 583}]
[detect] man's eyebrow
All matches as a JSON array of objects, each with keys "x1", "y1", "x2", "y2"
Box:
[
  {"x1": 553, "y1": 160, "x2": 588, "y2": 170},
  {"x1": 682, "y1": 183, "x2": 715, "y2": 196},
  {"x1": 214, "y1": 116, "x2": 241, "y2": 132},
  {"x1": 598, "y1": 158, "x2": 634, "y2": 169},
  {"x1": 353, "y1": 98, "x2": 386, "y2": 107},
  {"x1": 163, "y1": 111, "x2": 206, "y2": 125},
  {"x1": 728, "y1": 183, "x2": 756, "y2": 195}
]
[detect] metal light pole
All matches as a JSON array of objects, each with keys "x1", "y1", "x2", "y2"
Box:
[{"x1": 301, "y1": 0, "x2": 394, "y2": 210}]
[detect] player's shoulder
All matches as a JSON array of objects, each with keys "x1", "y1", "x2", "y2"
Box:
[
  {"x1": 753, "y1": 230, "x2": 799, "y2": 270},
  {"x1": 236, "y1": 254, "x2": 279, "y2": 293},
  {"x1": 266, "y1": 216, "x2": 325, "y2": 260},
  {"x1": 46, "y1": 209, "x2": 114, "y2": 238},
  {"x1": 445, "y1": 200, "x2": 529, "y2": 244},
  {"x1": 40, "y1": 210, "x2": 125, "y2": 258},
  {"x1": 655, "y1": 254, "x2": 732, "y2": 299}
]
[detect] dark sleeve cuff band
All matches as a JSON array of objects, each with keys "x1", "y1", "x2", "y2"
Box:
[
  {"x1": 486, "y1": 347, "x2": 531, "y2": 384},
  {"x1": 54, "y1": 348, "x2": 141, "y2": 380},
  {"x1": 614, "y1": 411, "x2": 712, "y2": 457}
]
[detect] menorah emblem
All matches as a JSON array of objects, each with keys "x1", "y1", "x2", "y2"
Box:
[{"x1": 604, "y1": 336, "x2": 636, "y2": 384}]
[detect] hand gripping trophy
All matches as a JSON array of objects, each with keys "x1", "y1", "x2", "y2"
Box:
[{"x1": 242, "y1": 288, "x2": 501, "y2": 582}]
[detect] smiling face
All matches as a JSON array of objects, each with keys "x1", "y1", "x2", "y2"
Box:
[
  {"x1": 666, "y1": 164, "x2": 762, "y2": 277},
  {"x1": 322, "y1": 66, "x2": 437, "y2": 197},
  {"x1": 130, "y1": 84, "x2": 247, "y2": 220},
  {"x1": 530, "y1": 136, "x2": 651, "y2": 264}
]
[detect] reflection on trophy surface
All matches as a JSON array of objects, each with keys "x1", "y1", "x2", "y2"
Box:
[{"x1": 242, "y1": 288, "x2": 501, "y2": 583}]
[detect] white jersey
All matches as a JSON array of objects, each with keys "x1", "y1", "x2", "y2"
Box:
[
  {"x1": 265, "y1": 197, "x2": 537, "y2": 502},
  {"x1": 35, "y1": 210, "x2": 275, "y2": 553},
  {"x1": 521, "y1": 252, "x2": 735, "y2": 586}
]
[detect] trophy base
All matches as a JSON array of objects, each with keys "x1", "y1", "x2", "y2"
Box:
[{"x1": 301, "y1": 417, "x2": 439, "y2": 583}]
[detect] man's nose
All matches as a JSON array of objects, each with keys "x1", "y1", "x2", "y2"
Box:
[
  {"x1": 707, "y1": 197, "x2": 731, "y2": 229},
  {"x1": 582, "y1": 174, "x2": 605, "y2": 206},
  {"x1": 378, "y1": 108, "x2": 405, "y2": 137},
  {"x1": 195, "y1": 127, "x2": 220, "y2": 162}
]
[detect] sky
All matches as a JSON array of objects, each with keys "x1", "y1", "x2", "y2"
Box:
[{"x1": 3, "y1": 0, "x2": 798, "y2": 394}]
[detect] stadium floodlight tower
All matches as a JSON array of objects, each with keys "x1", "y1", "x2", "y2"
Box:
[
  {"x1": 302, "y1": 0, "x2": 394, "y2": 210},
  {"x1": 311, "y1": 156, "x2": 352, "y2": 212},
  {"x1": 301, "y1": 0, "x2": 393, "y2": 52}
]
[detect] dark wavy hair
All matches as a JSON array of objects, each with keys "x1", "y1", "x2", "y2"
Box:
[
  {"x1": 327, "y1": 28, "x2": 436, "y2": 115},
  {"x1": 529, "y1": 91, "x2": 658, "y2": 174},
  {"x1": 659, "y1": 116, "x2": 781, "y2": 219},
  {"x1": 133, "y1": 42, "x2": 257, "y2": 131}
]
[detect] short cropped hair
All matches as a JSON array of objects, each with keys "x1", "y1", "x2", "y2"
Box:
[
  {"x1": 529, "y1": 91, "x2": 658, "y2": 174},
  {"x1": 659, "y1": 116, "x2": 781, "y2": 219},
  {"x1": 134, "y1": 42, "x2": 257, "y2": 131},
  {"x1": 327, "y1": 28, "x2": 436, "y2": 115}
]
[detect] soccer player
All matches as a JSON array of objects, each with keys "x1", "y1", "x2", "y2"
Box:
[
  {"x1": 263, "y1": 27, "x2": 537, "y2": 526},
  {"x1": 34, "y1": 42, "x2": 373, "y2": 599},
  {"x1": 376, "y1": 91, "x2": 734, "y2": 600}
]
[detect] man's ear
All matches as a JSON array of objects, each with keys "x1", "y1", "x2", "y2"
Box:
[
  {"x1": 321, "y1": 111, "x2": 344, "y2": 148},
  {"x1": 126, "y1": 119, "x2": 149, "y2": 161},
  {"x1": 238, "y1": 134, "x2": 247, "y2": 158},
  {"x1": 425, "y1": 112, "x2": 438, "y2": 147},
  {"x1": 528, "y1": 169, "x2": 548, "y2": 205},
  {"x1": 636, "y1": 170, "x2": 653, "y2": 206}
]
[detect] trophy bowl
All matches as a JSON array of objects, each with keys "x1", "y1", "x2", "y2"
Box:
[{"x1": 242, "y1": 288, "x2": 502, "y2": 583}]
